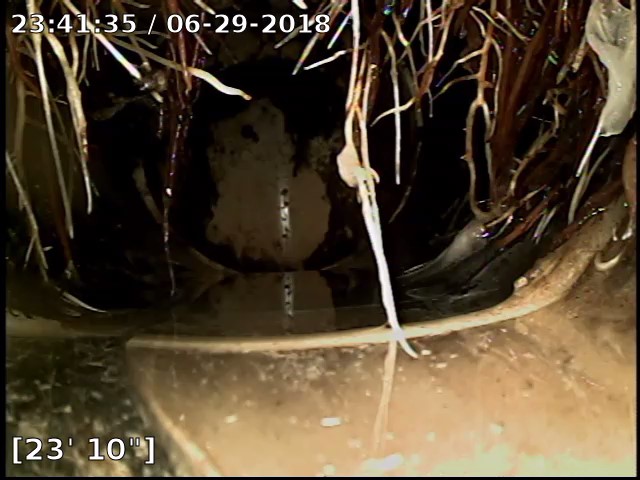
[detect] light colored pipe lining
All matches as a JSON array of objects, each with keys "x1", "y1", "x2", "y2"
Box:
[{"x1": 127, "y1": 197, "x2": 628, "y2": 354}]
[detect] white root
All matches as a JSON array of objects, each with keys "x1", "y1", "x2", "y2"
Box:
[
  {"x1": 330, "y1": 12, "x2": 352, "y2": 50},
  {"x1": 569, "y1": 145, "x2": 611, "y2": 224},
  {"x1": 69, "y1": 32, "x2": 80, "y2": 79},
  {"x1": 353, "y1": 166, "x2": 417, "y2": 359},
  {"x1": 13, "y1": 76, "x2": 27, "y2": 210},
  {"x1": 336, "y1": 0, "x2": 417, "y2": 359},
  {"x1": 108, "y1": 37, "x2": 251, "y2": 100},
  {"x1": 186, "y1": 67, "x2": 252, "y2": 100},
  {"x1": 293, "y1": 33, "x2": 320, "y2": 74},
  {"x1": 42, "y1": 29, "x2": 93, "y2": 215},
  {"x1": 79, "y1": 32, "x2": 91, "y2": 84},
  {"x1": 594, "y1": 249, "x2": 623, "y2": 272},
  {"x1": 61, "y1": 291, "x2": 107, "y2": 313},
  {"x1": 304, "y1": 49, "x2": 349, "y2": 71},
  {"x1": 426, "y1": 0, "x2": 434, "y2": 63},
  {"x1": 381, "y1": 32, "x2": 403, "y2": 185},
  {"x1": 6, "y1": 151, "x2": 49, "y2": 279},
  {"x1": 193, "y1": 0, "x2": 216, "y2": 15},
  {"x1": 574, "y1": 120, "x2": 603, "y2": 183},
  {"x1": 27, "y1": 0, "x2": 74, "y2": 239},
  {"x1": 61, "y1": 0, "x2": 144, "y2": 82},
  {"x1": 371, "y1": 98, "x2": 416, "y2": 126},
  {"x1": 345, "y1": 0, "x2": 361, "y2": 110}
]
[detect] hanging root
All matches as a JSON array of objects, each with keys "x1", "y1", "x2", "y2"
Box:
[
  {"x1": 61, "y1": 0, "x2": 144, "y2": 83},
  {"x1": 569, "y1": 145, "x2": 611, "y2": 226},
  {"x1": 7, "y1": 0, "x2": 628, "y2": 314},
  {"x1": 333, "y1": 0, "x2": 417, "y2": 359},
  {"x1": 461, "y1": 7, "x2": 499, "y2": 222},
  {"x1": 108, "y1": 37, "x2": 251, "y2": 99},
  {"x1": 12, "y1": 76, "x2": 27, "y2": 211},
  {"x1": 372, "y1": 341, "x2": 398, "y2": 456},
  {"x1": 353, "y1": 166, "x2": 418, "y2": 359},
  {"x1": 26, "y1": 0, "x2": 75, "y2": 239},
  {"x1": 9, "y1": 0, "x2": 251, "y2": 283},
  {"x1": 6, "y1": 151, "x2": 49, "y2": 281},
  {"x1": 42, "y1": 27, "x2": 92, "y2": 214},
  {"x1": 312, "y1": 0, "x2": 624, "y2": 354},
  {"x1": 380, "y1": 32, "x2": 403, "y2": 185},
  {"x1": 323, "y1": 0, "x2": 530, "y2": 356}
]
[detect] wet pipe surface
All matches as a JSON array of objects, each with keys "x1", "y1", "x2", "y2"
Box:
[{"x1": 6, "y1": 246, "x2": 636, "y2": 476}]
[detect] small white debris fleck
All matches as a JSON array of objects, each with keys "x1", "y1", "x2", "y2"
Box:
[
  {"x1": 426, "y1": 432, "x2": 436, "y2": 442},
  {"x1": 89, "y1": 391, "x2": 103, "y2": 401},
  {"x1": 420, "y1": 349, "x2": 432, "y2": 356},
  {"x1": 514, "y1": 276, "x2": 528, "y2": 289},
  {"x1": 361, "y1": 453, "x2": 405, "y2": 474},
  {"x1": 435, "y1": 362, "x2": 448, "y2": 369},
  {"x1": 322, "y1": 464, "x2": 336, "y2": 476},
  {"x1": 489, "y1": 422, "x2": 504, "y2": 435},
  {"x1": 500, "y1": 328, "x2": 508, "y2": 333},
  {"x1": 321, "y1": 417, "x2": 342, "y2": 428},
  {"x1": 179, "y1": 413, "x2": 185, "y2": 422},
  {"x1": 523, "y1": 352, "x2": 535, "y2": 359},
  {"x1": 347, "y1": 438, "x2": 362, "y2": 449},
  {"x1": 224, "y1": 414, "x2": 239, "y2": 424},
  {"x1": 449, "y1": 353, "x2": 459, "y2": 359}
]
